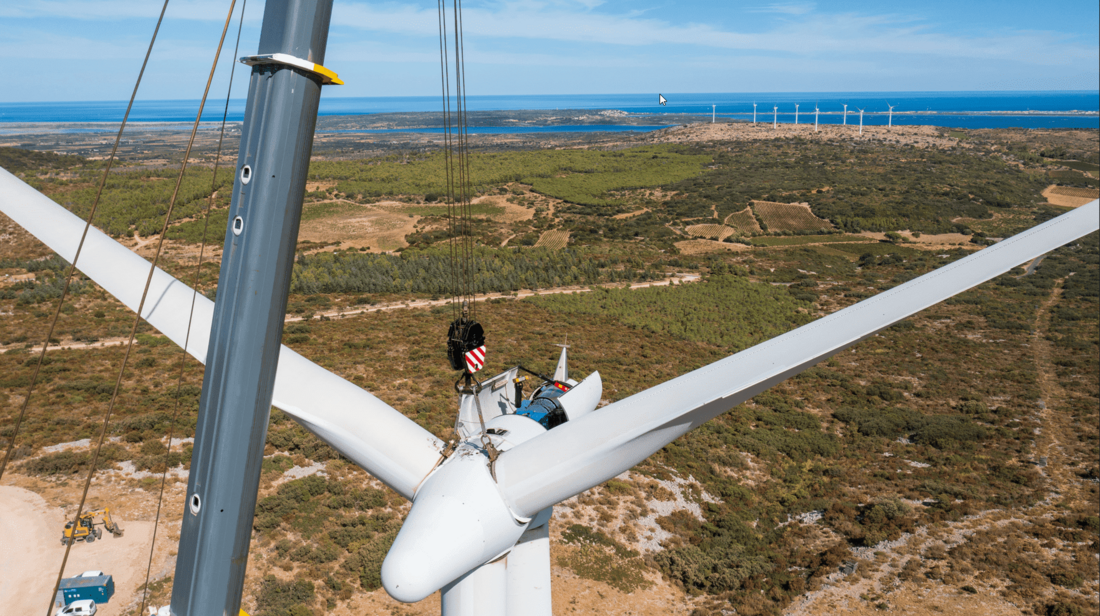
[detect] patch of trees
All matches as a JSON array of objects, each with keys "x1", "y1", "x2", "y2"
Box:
[
  {"x1": 46, "y1": 167, "x2": 232, "y2": 238},
  {"x1": 0, "y1": 146, "x2": 85, "y2": 173},
  {"x1": 833, "y1": 406, "x2": 986, "y2": 449},
  {"x1": 290, "y1": 247, "x2": 659, "y2": 296}
]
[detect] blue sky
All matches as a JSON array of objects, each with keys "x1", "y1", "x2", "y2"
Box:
[{"x1": 0, "y1": 0, "x2": 1097, "y2": 102}]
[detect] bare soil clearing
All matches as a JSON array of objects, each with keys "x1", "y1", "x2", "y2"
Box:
[
  {"x1": 674, "y1": 239, "x2": 750, "y2": 254},
  {"x1": 857, "y1": 231, "x2": 974, "y2": 249},
  {"x1": 0, "y1": 484, "x2": 165, "y2": 616},
  {"x1": 297, "y1": 200, "x2": 419, "y2": 252},
  {"x1": 472, "y1": 194, "x2": 535, "y2": 222},
  {"x1": 612, "y1": 208, "x2": 651, "y2": 220}
]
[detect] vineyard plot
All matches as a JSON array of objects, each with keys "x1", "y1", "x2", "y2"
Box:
[
  {"x1": 752, "y1": 201, "x2": 834, "y2": 233},
  {"x1": 534, "y1": 230, "x2": 571, "y2": 249},
  {"x1": 685, "y1": 223, "x2": 735, "y2": 241},
  {"x1": 723, "y1": 206, "x2": 762, "y2": 234}
]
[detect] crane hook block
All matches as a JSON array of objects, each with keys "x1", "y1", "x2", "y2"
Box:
[{"x1": 447, "y1": 318, "x2": 486, "y2": 374}]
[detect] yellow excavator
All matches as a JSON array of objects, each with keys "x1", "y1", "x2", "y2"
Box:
[{"x1": 61, "y1": 508, "x2": 123, "y2": 545}]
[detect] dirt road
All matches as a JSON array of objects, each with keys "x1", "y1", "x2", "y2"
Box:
[
  {"x1": 284, "y1": 273, "x2": 701, "y2": 323},
  {"x1": 0, "y1": 275, "x2": 701, "y2": 354}
]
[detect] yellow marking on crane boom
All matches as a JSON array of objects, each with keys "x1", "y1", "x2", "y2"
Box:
[{"x1": 311, "y1": 63, "x2": 343, "y2": 85}]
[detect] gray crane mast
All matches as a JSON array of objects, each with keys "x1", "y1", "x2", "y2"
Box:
[{"x1": 170, "y1": 1, "x2": 335, "y2": 613}]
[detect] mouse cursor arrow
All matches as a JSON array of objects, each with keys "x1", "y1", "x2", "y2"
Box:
[{"x1": 658, "y1": 94, "x2": 667, "y2": 106}]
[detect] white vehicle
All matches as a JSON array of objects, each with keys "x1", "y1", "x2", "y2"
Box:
[{"x1": 55, "y1": 600, "x2": 97, "y2": 616}]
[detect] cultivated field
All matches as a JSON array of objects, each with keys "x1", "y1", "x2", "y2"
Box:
[
  {"x1": 724, "y1": 206, "x2": 762, "y2": 234},
  {"x1": 752, "y1": 201, "x2": 834, "y2": 233},
  {"x1": 1044, "y1": 185, "x2": 1100, "y2": 208},
  {"x1": 534, "y1": 229, "x2": 571, "y2": 249},
  {"x1": 684, "y1": 223, "x2": 735, "y2": 241}
]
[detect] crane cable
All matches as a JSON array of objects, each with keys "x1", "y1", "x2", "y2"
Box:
[
  {"x1": 437, "y1": 0, "x2": 459, "y2": 323},
  {"x1": 0, "y1": 0, "x2": 171, "y2": 487},
  {"x1": 45, "y1": 1, "x2": 242, "y2": 613},
  {"x1": 454, "y1": 0, "x2": 476, "y2": 321},
  {"x1": 439, "y1": 0, "x2": 486, "y2": 381},
  {"x1": 137, "y1": 1, "x2": 247, "y2": 612},
  {"x1": 438, "y1": 0, "x2": 475, "y2": 321}
]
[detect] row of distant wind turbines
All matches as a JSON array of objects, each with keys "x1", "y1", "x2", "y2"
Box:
[{"x1": 709, "y1": 102, "x2": 897, "y2": 135}]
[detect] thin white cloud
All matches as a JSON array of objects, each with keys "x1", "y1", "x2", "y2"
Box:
[
  {"x1": 0, "y1": 0, "x2": 261, "y2": 23},
  {"x1": 748, "y1": 3, "x2": 815, "y2": 16},
  {"x1": 6, "y1": 0, "x2": 1095, "y2": 68},
  {"x1": 330, "y1": 2, "x2": 1096, "y2": 66}
]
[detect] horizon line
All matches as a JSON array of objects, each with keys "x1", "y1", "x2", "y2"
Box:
[{"x1": 2, "y1": 90, "x2": 1099, "y2": 106}]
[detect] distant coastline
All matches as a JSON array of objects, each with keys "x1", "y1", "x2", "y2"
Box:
[{"x1": 1, "y1": 91, "x2": 1097, "y2": 132}]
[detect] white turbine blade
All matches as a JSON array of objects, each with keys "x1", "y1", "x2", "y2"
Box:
[
  {"x1": 271, "y1": 350, "x2": 444, "y2": 498},
  {"x1": 0, "y1": 166, "x2": 214, "y2": 362},
  {"x1": 0, "y1": 166, "x2": 442, "y2": 499},
  {"x1": 496, "y1": 202, "x2": 1100, "y2": 518}
]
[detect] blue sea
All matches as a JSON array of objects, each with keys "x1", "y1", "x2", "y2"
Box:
[{"x1": 1, "y1": 91, "x2": 1096, "y2": 132}]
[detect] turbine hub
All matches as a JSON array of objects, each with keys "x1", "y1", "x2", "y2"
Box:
[{"x1": 382, "y1": 446, "x2": 528, "y2": 602}]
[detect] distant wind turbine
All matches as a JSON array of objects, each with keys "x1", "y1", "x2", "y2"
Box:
[
  {"x1": 712, "y1": 105, "x2": 716, "y2": 123},
  {"x1": 814, "y1": 103, "x2": 819, "y2": 132},
  {"x1": 858, "y1": 107, "x2": 865, "y2": 135},
  {"x1": 773, "y1": 105, "x2": 778, "y2": 129},
  {"x1": 753, "y1": 102, "x2": 757, "y2": 124},
  {"x1": 843, "y1": 103, "x2": 848, "y2": 125},
  {"x1": 886, "y1": 102, "x2": 895, "y2": 128},
  {"x1": 795, "y1": 103, "x2": 799, "y2": 125}
]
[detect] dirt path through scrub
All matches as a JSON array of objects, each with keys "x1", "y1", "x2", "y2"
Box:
[
  {"x1": 284, "y1": 273, "x2": 701, "y2": 323},
  {"x1": 0, "y1": 276, "x2": 703, "y2": 353},
  {"x1": 1029, "y1": 281, "x2": 1085, "y2": 509},
  {"x1": 784, "y1": 279, "x2": 1098, "y2": 616}
]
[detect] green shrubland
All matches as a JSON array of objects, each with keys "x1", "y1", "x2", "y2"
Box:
[
  {"x1": 666, "y1": 140, "x2": 1048, "y2": 233},
  {"x1": 255, "y1": 576, "x2": 315, "y2": 616},
  {"x1": 309, "y1": 146, "x2": 710, "y2": 210},
  {"x1": 558, "y1": 524, "x2": 650, "y2": 592},
  {"x1": 529, "y1": 274, "x2": 813, "y2": 352},
  {"x1": 252, "y1": 472, "x2": 401, "y2": 604}
]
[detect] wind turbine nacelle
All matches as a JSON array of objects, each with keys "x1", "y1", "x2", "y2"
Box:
[{"x1": 383, "y1": 371, "x2": 601, "y2": 602}]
